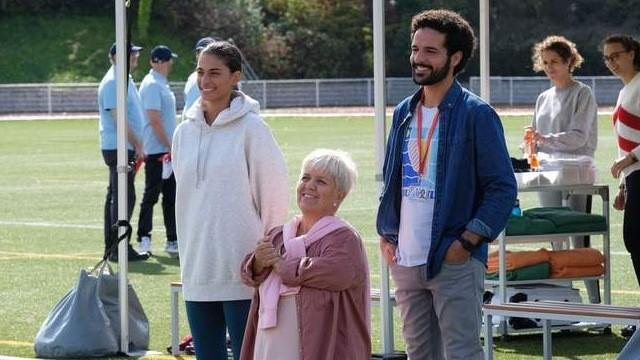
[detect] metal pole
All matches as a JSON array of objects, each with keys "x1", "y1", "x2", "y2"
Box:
[
  {"x1": 373, "y1": 0, "x2": 393, "y2": 354},
  {"x1": 47, "y1": 84, "x2": 52, "y2": 114},
  {"x1": 480, "y1": 0, "x2": 491, "y2": 103},
  {"x1": 262, "y1": 80, "x2": 267, "y2": 109},
  {"x1": 115, "y1": 0, "x2": 130, "y2": 354}
]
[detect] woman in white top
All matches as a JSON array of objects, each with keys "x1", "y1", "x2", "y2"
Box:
[
  {"x1": 172, "y1": 40, "x2": 289, "y2": 359},
  {"x1": 527, "y1": 35, "x2": 600, "y2": 303}
]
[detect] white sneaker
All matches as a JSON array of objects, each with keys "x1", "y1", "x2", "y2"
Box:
[
  {"x1": 139, "y1": 236, "x2": 152, "y2": 255},
  {"x1": 165, "y1": 240, "x2": 179, "y2": 257}
]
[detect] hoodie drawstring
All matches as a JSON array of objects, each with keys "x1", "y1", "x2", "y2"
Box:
[{"x1": 196, "y1": 125, "x2": 204, "y2": 188}]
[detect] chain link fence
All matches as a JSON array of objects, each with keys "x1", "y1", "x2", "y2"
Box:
[{"x1": 0, "y1": 76, "x2": 622, "y2": 114}]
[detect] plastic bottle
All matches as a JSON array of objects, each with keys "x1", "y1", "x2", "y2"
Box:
[
  {"x1": 511, "y1": 199, "x2": 522, "y2": 217},
  {"x1": 523, "y1": 129, "x2": 539, "y2": 170}
]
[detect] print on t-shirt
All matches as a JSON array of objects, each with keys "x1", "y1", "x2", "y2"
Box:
[{"x1": 397, "y1": 106, "x2": 439, "y2": 266}]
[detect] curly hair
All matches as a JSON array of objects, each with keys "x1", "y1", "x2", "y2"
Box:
[
  {"x1": 410, "y1": 9, "x2": 476, "y2": 76},
  {"x1": 532, "y1": 35, "x2": 584, "y2": 73}
]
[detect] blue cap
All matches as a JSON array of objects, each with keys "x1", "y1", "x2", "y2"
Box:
[
  {"x1": 194, "y1": 37, "x2": 217, "y2": 51},
  {"x1": 109, "y1": 42, "x2": 143, "y2": 56},
  {"x1": 151, "y1": 45, "x2": 178, "y2": 63}
]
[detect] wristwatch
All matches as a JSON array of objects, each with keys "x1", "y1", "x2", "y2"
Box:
[{"x1": 458, "y1": 236, "x2": 478, "y2": 252}]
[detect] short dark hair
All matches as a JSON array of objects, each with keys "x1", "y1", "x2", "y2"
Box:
[
  {"x1": 601, "y1": 34, "x2": 640, "y2": 71},
  {"x1": 410, "y1": 9, "x2": 476, "y2": 75},
  {"x1": 199, "y1": 41, "x2": 243, "y2": 73}
]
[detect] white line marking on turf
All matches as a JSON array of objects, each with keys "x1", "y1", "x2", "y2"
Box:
[
  {"x1": 0, "y1": 220, "x2": 100, "y2": 230},
  {"x1": 0, "y1": 251, "x2": 99, "y2": 260},
  {"x1": 0, "y1": 220, "x2": 168, "y2": 234}
]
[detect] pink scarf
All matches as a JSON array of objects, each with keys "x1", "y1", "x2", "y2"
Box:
[{"x1": 257, "y1": 215, "x2": 348, "y2": 329}]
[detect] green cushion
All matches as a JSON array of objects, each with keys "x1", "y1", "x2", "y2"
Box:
[
  {"x1": 524, "y1": 207, "x2": 607, "y2": 233},
  {"x1": 486, "y1": 262, "x2": 550, "y2": 281},
  {"x1": 506, "y1": 216, "x2": 556, "y2": 235}
]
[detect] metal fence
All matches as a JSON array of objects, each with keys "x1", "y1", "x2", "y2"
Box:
[
  {"x1": 0, "y1": 76, "x2": 623, "y2": 114},
  {"x1": 468, "y1": 76, "x2": 623, "y2": 106}
]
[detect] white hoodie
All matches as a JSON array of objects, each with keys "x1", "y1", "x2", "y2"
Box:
[{"x1": 172, "y1": 91, "x2": 289, "y2": 301}]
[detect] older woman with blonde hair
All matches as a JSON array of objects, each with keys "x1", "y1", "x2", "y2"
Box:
[{"x1": 240, "y1": 149, "x2": 371, "y2": 360}]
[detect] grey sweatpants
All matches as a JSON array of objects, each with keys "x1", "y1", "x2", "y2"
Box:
[{"x1": 391, "y1": 258, "x2": 485, "y2": 360}]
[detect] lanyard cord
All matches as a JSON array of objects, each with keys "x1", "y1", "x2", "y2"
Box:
[{"x1": 416, "y1": 93, "x2": 440, "y2": 176}]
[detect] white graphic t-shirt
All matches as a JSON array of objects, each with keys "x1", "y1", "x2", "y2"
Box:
[{"x1": 397, "y1": 105, "x2": 439, "y2": 267}]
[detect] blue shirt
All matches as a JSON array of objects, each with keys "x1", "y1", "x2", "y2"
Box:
[
  {"x1": 97, "y1": 65, "x2": 144, "y2": 150},
  {"x1": 376, "y1": 80, "x2": 517, "y2": 279},
  {"x1": 139, "y1": 69, "x2": 177, "y2": 155},
  {"x1": 182, "y1": 71, "x2": 199, "y2": 120}
]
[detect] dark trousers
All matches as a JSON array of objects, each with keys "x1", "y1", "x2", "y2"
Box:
[
  {"x1": 137, "y1": 153, "x2": 176, "y2": 242},
  {"x1": 102, "y1": 150, "x2": 136, "y2": 255},
  {"x1": 185, "y1": 300, "x2": 251, "y2": 360},
  {"x1": 624, "y1": 171, "x2": 640, "y2": 287}
]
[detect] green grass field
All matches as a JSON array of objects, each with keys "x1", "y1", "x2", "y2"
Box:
[{"x1": 0, "y1": 114, "x2": 635, "y2": 359}]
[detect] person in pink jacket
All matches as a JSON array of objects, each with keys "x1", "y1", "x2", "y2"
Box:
[{"x1": 240, "y1": 149, "x2": 371, "y2": 360}]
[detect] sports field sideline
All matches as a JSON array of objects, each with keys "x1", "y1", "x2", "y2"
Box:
[{"x1": 0, "y1": 111, "x2": 634, "y2": 359}]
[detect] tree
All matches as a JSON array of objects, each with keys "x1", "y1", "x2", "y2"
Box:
[
  {"x1": 260, "y1": 0, "x2": 370, "y2": 78},
  {"x1": 137, "y1": 0, "x2": 153, "y2": 42}
]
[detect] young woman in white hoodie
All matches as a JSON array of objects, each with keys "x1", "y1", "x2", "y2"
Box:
[{"x1": 171, "y1": 41, "x2": 289, "y2": 360}]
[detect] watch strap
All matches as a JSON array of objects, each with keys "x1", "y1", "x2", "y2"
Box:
[{"x1": 458, "y1": 236, "x2": 477, "y2": 252}]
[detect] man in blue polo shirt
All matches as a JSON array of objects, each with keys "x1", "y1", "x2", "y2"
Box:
[
  {"x1": 97, "y1": 42, "x2": 149, "y2": 262},
  {"x1": 137, "y1": 45, "x2": 179, "y2": 256}
]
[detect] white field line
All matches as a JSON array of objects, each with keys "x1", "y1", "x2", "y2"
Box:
[
  {"x1": 0, "y1": 251, "x2": 99, "y2": 261},
  {"x1": 0, "y1": 220, "x2": 100, "y2": 230},
  {"x1": 0, "y1": 220, "x2": 165, "y2": 234},
  {"x1": 0, "y1": 220, "x2": 632, "y2": 257}
]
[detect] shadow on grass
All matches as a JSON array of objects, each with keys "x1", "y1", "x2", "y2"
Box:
[
  {"x1": 489, "y1": 330, "x2": 627, "y2": 357},
  {"x1": 127, "y1": 256, "x2": 179, "y2": 275},
  {"x1": 155, "y1": 255, "x2": 180, "y2": 267}
]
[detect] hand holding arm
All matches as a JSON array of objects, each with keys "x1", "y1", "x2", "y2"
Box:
[
  {"x1": 611, "y1": 153, "x2": 637, "y2": 178},
  {"x1": 253, "y1": 240, "x2": 282, "y2": 275}
]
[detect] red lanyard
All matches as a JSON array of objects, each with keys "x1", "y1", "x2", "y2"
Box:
[{"x1": 416, "y1": 96, "x2": 440, "y2": 176}]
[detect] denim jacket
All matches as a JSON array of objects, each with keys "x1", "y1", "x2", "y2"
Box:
[{"x1": 376, "y1": 80, "x2": 517, "y2": 279}]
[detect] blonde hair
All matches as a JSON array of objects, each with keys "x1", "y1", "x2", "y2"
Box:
[
  {"x1": 300, "y1": 149, "x2": 358, "y2": 195},
  {"x1": 532, "y1": 35, "x2": 584, "y2": 73}
]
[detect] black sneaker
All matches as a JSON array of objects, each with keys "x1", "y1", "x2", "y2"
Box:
[
  {"x1": 127, "y1": 248, "x2": 150, "y2": 261},
  {"x1": 108, "y1": 249, "x2": 150, "y2": 262},
  {"x1": 622, "y1": 325, "x2": 636, "y2": 338}
]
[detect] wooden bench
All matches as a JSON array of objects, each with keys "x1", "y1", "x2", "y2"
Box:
[
  {"x1": 483, "y1": 301, "x2": 640, "y2": 360},
  {"x1": 169, "y1": 282, "x2": 396, "y2": 355}
]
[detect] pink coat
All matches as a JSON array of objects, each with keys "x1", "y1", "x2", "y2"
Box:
[{"x1": 240, "y1": 224, "x2": 371, "y2": 360}]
